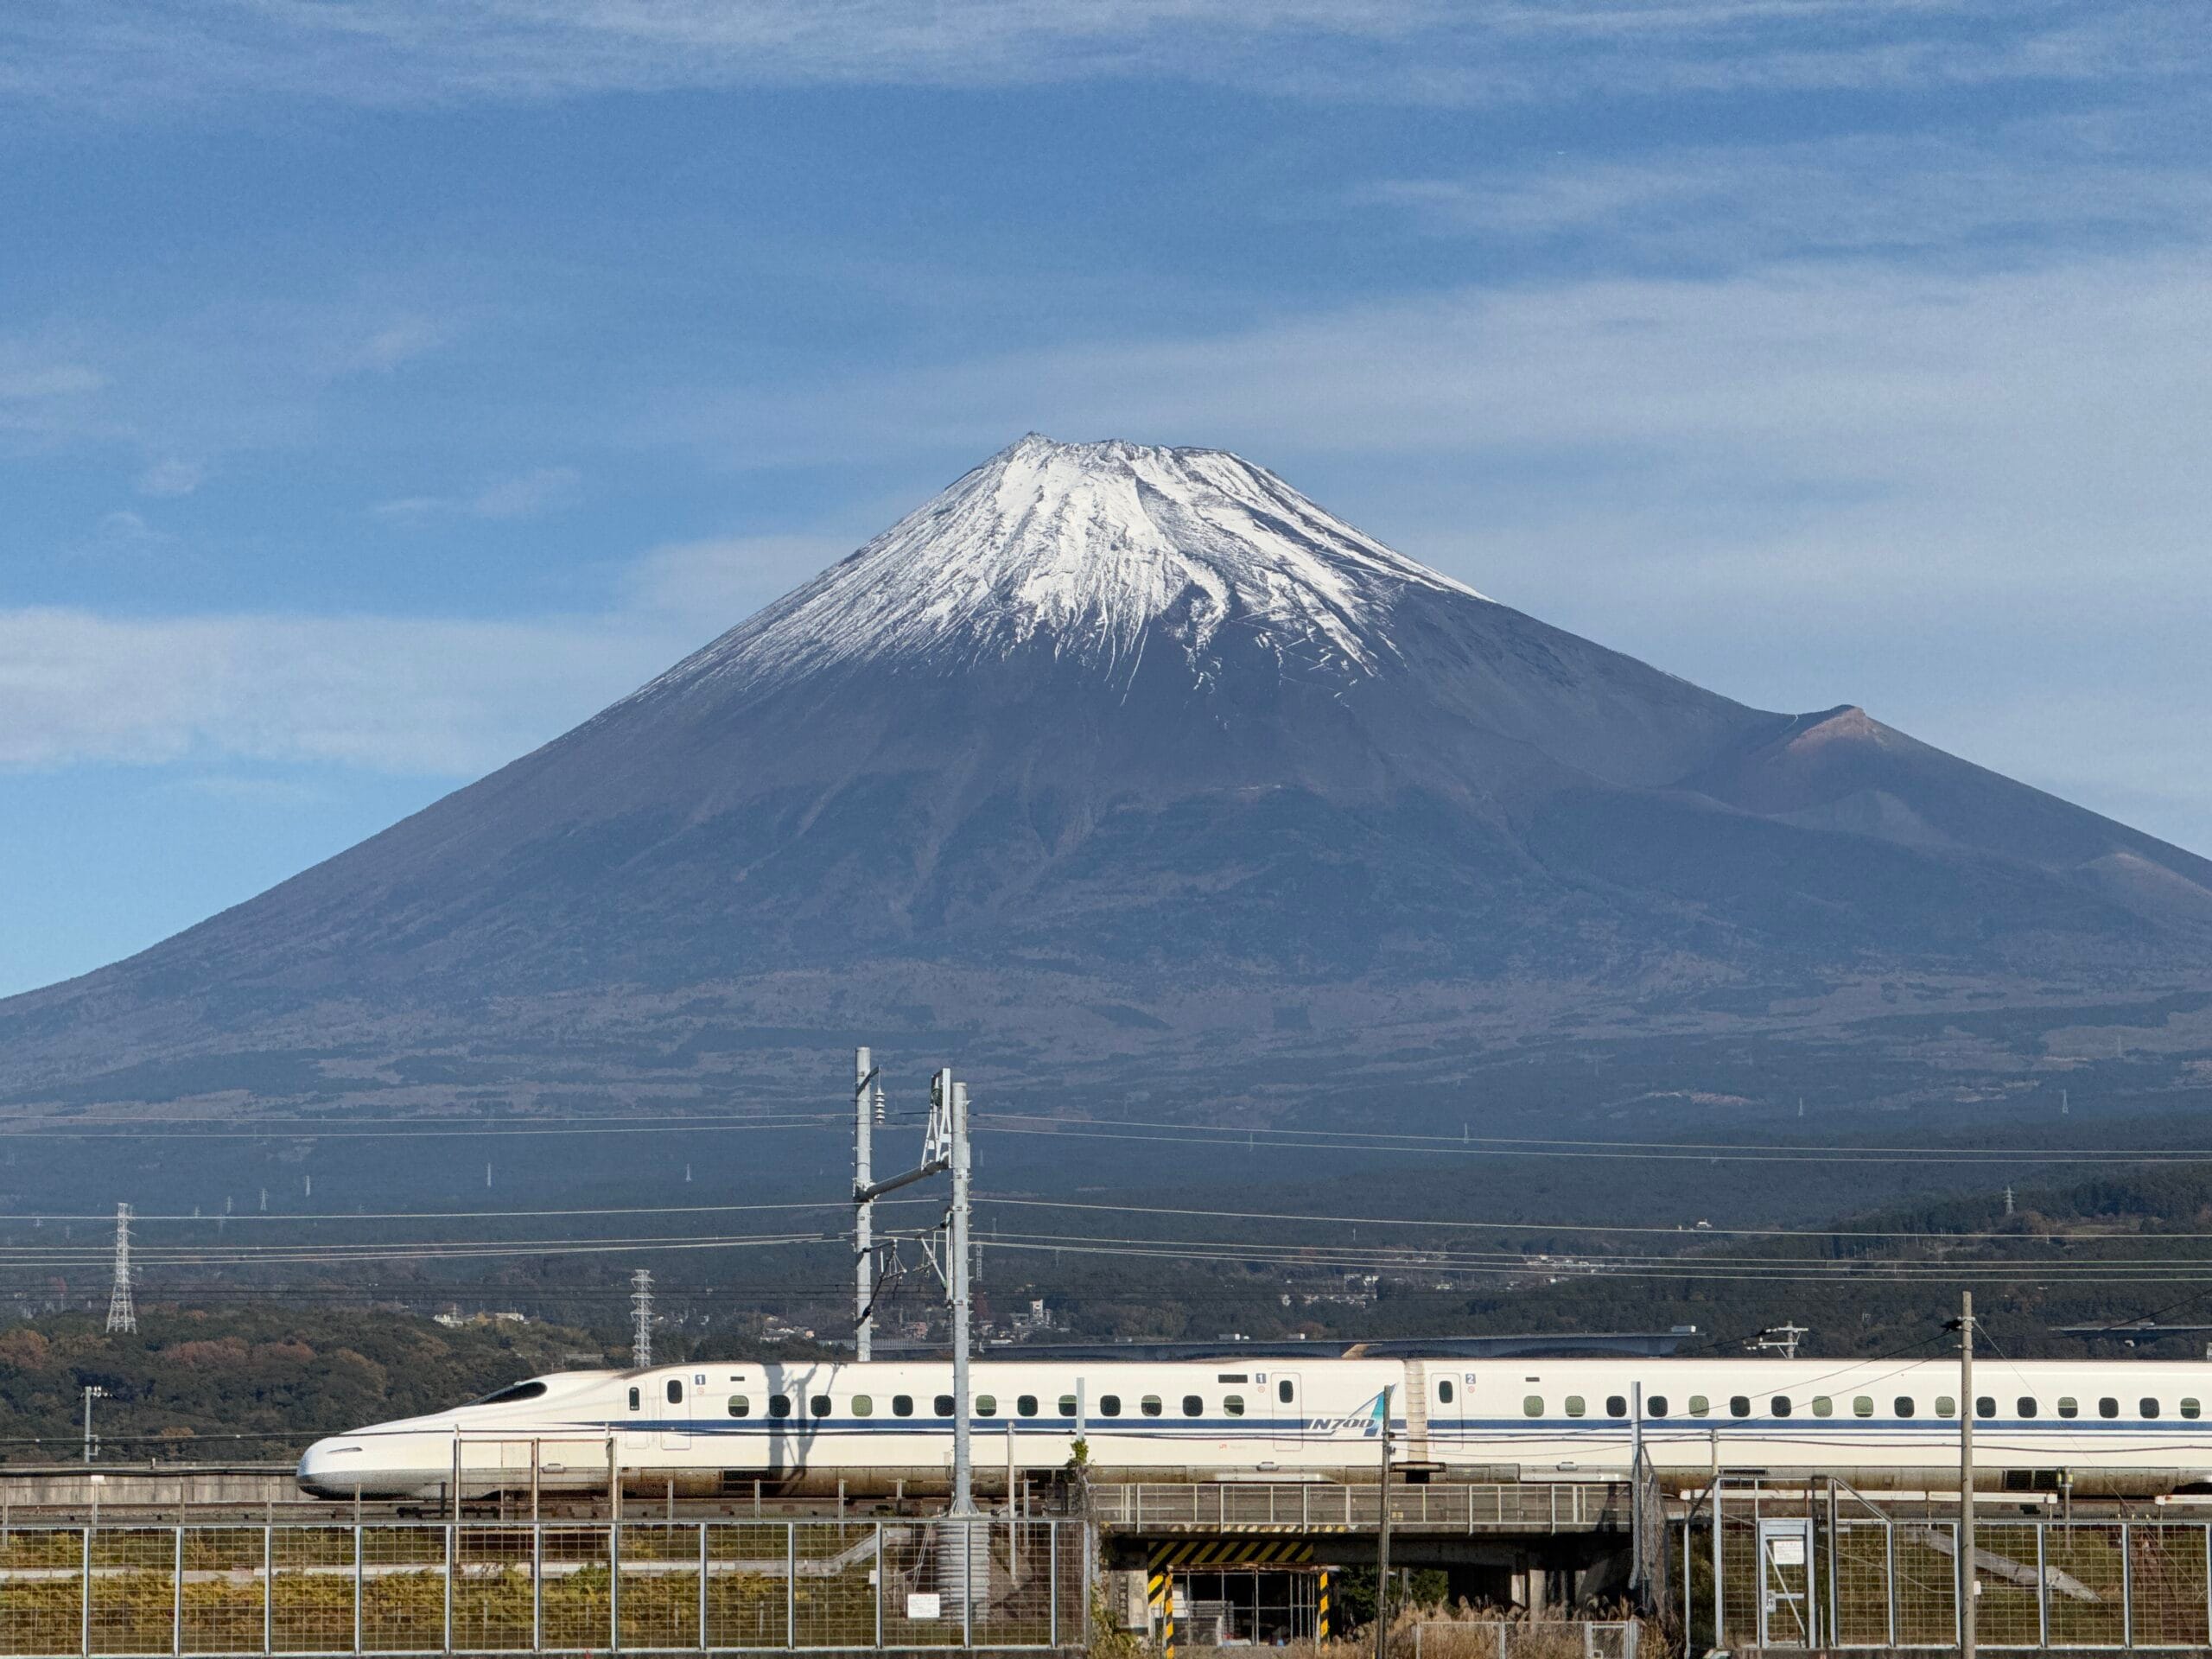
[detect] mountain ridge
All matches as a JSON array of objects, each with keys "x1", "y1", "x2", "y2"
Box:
[{"x1": 3, "y1": 434, "x2": 2208, "y2": 1131}]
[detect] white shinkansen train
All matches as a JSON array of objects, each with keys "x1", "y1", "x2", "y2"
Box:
[{"x1": 299, "y1": 1352, "x2": 2212, "y2": 1500}]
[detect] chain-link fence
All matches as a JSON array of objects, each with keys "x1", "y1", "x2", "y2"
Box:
[
  {"x1": 1409, "y1": 1620, "x2": 1639, "y2": 1658},
  {"x1": 0, "y1": 1517, "x2": 1086, "y2": 1656},
  {"x1": 1681, "y1": 1498, "x2": 2212, "y2": 1649}
]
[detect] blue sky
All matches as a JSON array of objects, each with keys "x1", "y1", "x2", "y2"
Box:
[{"x1": 3, "y1": 1, "x2": 2209, "y2": 996}]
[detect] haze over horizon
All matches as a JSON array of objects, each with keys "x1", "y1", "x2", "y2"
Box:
[{"x1": 4, "y1": 2, "x2": 2210, "y2": 997}]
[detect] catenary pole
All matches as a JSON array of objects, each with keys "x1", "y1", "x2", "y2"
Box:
[
  {"x1": 950, "y1": 1074, "x2": 974, "y2": 1515},
  {"x1": 855, "y1": 1047, "x2": 875, "y2": 1363},
  {"x1": 1961, "y1": 1290, "x2": 1977, "y2": 1659}
]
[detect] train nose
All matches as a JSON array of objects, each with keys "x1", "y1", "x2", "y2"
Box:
[{"x1": 296, "y1": 1435, "x2": 368, "y2": 1498}]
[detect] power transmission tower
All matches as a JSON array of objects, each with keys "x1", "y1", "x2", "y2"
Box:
[
  {"x1": 105, "y1": 1203, "x2": 136, "y2": 1334},
  {"x1": 630, "y1": 1269, "x2": 653, "y2": 1367}
]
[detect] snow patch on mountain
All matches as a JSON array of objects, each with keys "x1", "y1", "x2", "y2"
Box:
[{"x1": 639, "y1": 434, "x2": 1490, "y2": 701}]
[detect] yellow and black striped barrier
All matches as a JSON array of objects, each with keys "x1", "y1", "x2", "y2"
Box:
[
  {"x1": 1146, "y1": 1538, "x2": 1317, "y2": 1570},
  {"x1": 1318, "y1": 1567, "x2": 1332, "y2": 1639}
]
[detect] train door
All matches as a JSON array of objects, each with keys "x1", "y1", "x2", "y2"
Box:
[
  {"x1": 623, "y1": 1382, "x2": 650, "y2": 1452},
  {"x1": 1758, "y1": 1517, "x2": 1815, "y2": 1649},
  {"x1": 1272, "y1": 1373, "x2": 1305, "y2": 1448},
  {"x1": 1433, "y1": 1372, "x2": 1468, "y2": 1462},
  {"x1": 660, "y1": 1375, "x2": 692, "y2": 1451}
]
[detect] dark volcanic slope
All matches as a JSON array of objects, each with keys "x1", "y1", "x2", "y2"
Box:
[{"x1": 4, "y1": 435, "x2": 2209, "y2": 1112}]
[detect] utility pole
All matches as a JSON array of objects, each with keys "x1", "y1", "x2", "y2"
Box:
[
  {"x1": 1959, "y1": 1291, "x2": 1977, "y2": 1659},
  {"x1": 855, "y1": 1047, "x2": 878, "y2": 1363},
  {"x1": 1375, "y1": 1383, "x2": 1393, "y2": 1659},
  {"x1": 105, "y1": 1204, "x2": 135, "y2": 1334},
  {"x1": 631, "y1": 1269, "x2": 653, "y2": 1368}
]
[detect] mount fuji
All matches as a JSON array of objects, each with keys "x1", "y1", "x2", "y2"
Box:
[{"x1": 5, "y1": 435, "x2": 2209, "y2": 1132}]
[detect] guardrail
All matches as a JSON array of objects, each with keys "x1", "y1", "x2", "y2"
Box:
[
  {"x1": 1091, "y1": 1482, "x2": 1631, "y2": 1533},
  {"x1": 0, "y1": 1517, "x2": 1086, "y2": 1656}
]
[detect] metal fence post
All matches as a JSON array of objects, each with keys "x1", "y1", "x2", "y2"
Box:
[
  {"x1": 79, "y1": 1522, "x2": 91, "y2": 1659},
  {"x1": 172, "y1": 1523, "x2": 184, "y2": 1658},
  {"x1": 963, "y1": 1518, "x2": 974, "y2": 1649},
  {"x1": 351, "y1": 1522, "x2": 362, "y2": 1656},
  {"x1": 785, "y1": 1522, "x2": 795, "y2": 1649},
  {"x1": 532, "y1": 1520, "x2": 543, "y2": 1654},
  {"x1": 1712, "y1": 1481, "x2": 1724, "y2": 1651},
  {"x1": 1885, "y1": 1515, "x2": 1897, "y2": 1650},
  {"x1": 610, "y1": 1519, "x2": 622, "y2": 1653},
  {"x1": 701, "y1": 1522, "x2": 711, "y2": 1653},
  {"x1": 874, "y1": 1522, "x2": 884, "y2": 1649},
  {"x1": 442, "y1": 1523, "x2": 453, "y2": 1657},
  {"x1": 2122, "y1": 1521, "x2": 2133, "y2": 1648},
  {"x1": 1681, "y1": 1518, "x2": 1691, "y2": 1647},
  {"x1": 261, "y1": 1523, "x2": 271, "y2": 1656},
  {"x1": 2038, "y1": 1524, "x2": 2050, "y2": 1649},
  {"x1": 1049, "y1": 1518, "x2": 1059, "y2": 1645}
]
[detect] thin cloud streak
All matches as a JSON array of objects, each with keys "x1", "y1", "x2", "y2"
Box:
[{"x1": 3, "y1": 0, "x2": 2196, "y2": 113}]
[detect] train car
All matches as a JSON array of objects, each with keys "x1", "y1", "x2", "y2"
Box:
[{"x1": 297, "y1": 1352, "x2": 2212, "y2": 1500}]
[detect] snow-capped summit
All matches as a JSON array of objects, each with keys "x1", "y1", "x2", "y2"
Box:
[{"x1": 642, "y1": 434, "x2": 1487, "y2": 701}]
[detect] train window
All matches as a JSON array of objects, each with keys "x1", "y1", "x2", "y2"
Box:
[
  {"x1": 810, "y1": 1395, "x2": 831, "y2": 1418},
  {"x1": 2099, "y1": 1397, "x2": 2120, "y2": 1419},
  {"x1": 1895, "y1": 1397, "x2": 1915, "y2": 1418},
  {"x1": 1688, "y1": 1396, "x2": 1709, "y2": 1418},
  {"x1": 976, "y1": 1395, "x2": 999, "y2": 1418},
  {"x1": 1812, "y1": 1397, "x2": 1833, "y2": 1418},
  {"x1": 727, "y1": 1395, "x2": 750, "y2": 1419},
  {"x1": 933, "y1": 1395, "x2": 955, "y2": 1417},
  {"x1": 893, "y1": 1395, "x2": 914, "y2": 1417},
  {"x1": 474, "y1": 1381, "x2": 549, "y2": 1405},
  {"x1": 1058, "y1": 1395, "x2": 1078, "y2": 1417},
  {"x1": 1278, "y1": 1380, "x2": 1294, "y2": 1404},
  {"x1": 853, "y1": 1395, "x2": 874, "y2": 1418},
  {"x1": 1100, "y1": 1395, "x2": 1122, "y2": 1417},
  {"x1": 1648, "y1": 1396, "x2": 1669, "y2": 1418},
  {"x1": 2185, "y1": 1400, "x2": 2202, "y2": 1420},
  {"x1": 1141, "y1": 1395, "x2": 1164, "y2": 1418},
  {"x1": 1565, "y1": 1396, "x2": 1586, "y2": 1418},
  {"x1": 2141, "y1": 1398, "x2": 2161, "y2": 1419},
  {"x1": 1606, "y1": 1396, "x2": 1628, "y2": 1419},
  {"x1": 1438, "y1": 1381, "x2": 1455, "y2": 1405},
  {"x1": 1217, "y1": 1374, "x2": 1249, "y2": 1383},
  {"x1": 2057, "y1": 1397, "x2": 2079, "y2": 1419},
  {"x1": 1225, "y1": 1395, "x2": 1246, "y2": 1416},
  {"x1": 2018, "y1": 1397, "x2": 2038, "y2": 1418},
  {"x1": 769, "y1": 1395, "x2": 792, "y2": 1419},
  {"x1": 1182, "y1": 1395, "x2": 1203, "y2": 1417},
  {"x1": 1729, "y1": 1396, "x2": 1751, "y2": 1419},
  {"x1": 666, "y1": 1380, "x2": 684, "y2": 1405},
  {"x1": 1018, "y1": 1395, "x2": 1039, "y2": 1418},
  {"x1": 1771, "y1": 1396, "x2": 1791, "y2": 1418},
  {"x1": 628, "y1": 1388, "x2": 641, "y2": 1412},
  {"x1": 1522, "y1": 1396, "x2": 1543, "y2": 1418},
  {"x1": 1853, "y1": 1396, "x2": 1873, "y2": 1418},
  {"x1": 1936, "y1": 1397, "x2": 1956, "y2": 1418},
  {"x1": 1976, "y1": 1397, "x2": 1995, "y2": 1419}
]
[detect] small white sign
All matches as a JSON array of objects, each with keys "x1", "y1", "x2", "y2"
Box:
[
  {"x1": 1769, "y1": 1537, "x2": 1806, "y2": 1566},
  {"x1": 906, "y1": 1593, "x2": 942, "y2": 1620}
]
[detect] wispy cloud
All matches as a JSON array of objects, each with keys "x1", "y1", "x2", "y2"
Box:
[
  {"x1": 0, "y1": 361, "x2": 104, "y2": 399},
  {"x1": 1357, "y1": 125, "x2": 2212, "y2": 271},
  {"x1": 135, "y1": 457, "x2": 203, "y2": 498},
  {"x1": 353, "y1": 315, "x2": 447, "y2": 372},
  {"x1": 0, "y1": 531, "x2": 842, "y2": 778},
  {"x1": 3, "y1": 1, "x2": 2196, "y2": 113},
  {"x1": 375, "y1": 466, "x2": 583, "y2": 523},
  {"x1": 0, "y1": 605, "x2": 696, "y2": 776}
]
